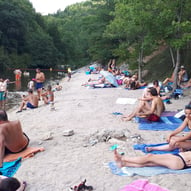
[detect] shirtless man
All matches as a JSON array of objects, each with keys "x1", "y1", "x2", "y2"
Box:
[
  {"x1": 114, "y1": 149, "x2": 191, "y2": 170},
  {"x1": 122, "y1": 87, "x2": 165, "y2": 121},
  {"x1": 17, "y1": 89, "x2": 38, "y2": 112},
  {"x1": 35, "y1": 68, "x2": 45, "y2": 99},
  {"x1": 0, "y1": 110, "x2": 29, "y2": 168}
]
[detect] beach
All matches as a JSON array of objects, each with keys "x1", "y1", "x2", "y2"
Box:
[{"x1": 7, "y1": 67, "x2": 191, "y2": 191}]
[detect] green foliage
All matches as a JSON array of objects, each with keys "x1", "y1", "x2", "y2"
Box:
[{"x1": 0, "y1": 0, "x2": 191, "y2": 78}]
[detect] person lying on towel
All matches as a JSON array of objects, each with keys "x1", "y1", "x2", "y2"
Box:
[
  {"x1": 114, "y1": 148, "x2": 191, "y2": 170},
  {"x1": 122, "y1": 87, "x2": 165, "y2": 121},
  {"x1": 146, "y1": 104, "x2": 191, "y2": 152},
  {"x1": 0, "y1": 110, "x2": 29, "y2": 169}
]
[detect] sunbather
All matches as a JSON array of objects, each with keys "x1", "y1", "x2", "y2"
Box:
[
  {"x1": 146, "y1": 104, "x2": 191, "y2": 152},
  {"x1": 0, "y1": 110, "x2": 30, "y2": 168},
  {"x1": 122, "y1": 87, "x2": 165, "y2": 121},
  {"x1": 82, "y1": 76, "x2": 106, "y2": 86},
  {"x1": 114, "y1": 149, "x2": 191, "y2": 170}
]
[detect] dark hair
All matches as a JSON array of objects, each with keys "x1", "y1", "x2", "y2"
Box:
[
  {"x1": 28, "y1": 89, "x2": 33, "y2": 94},
  {"x1": 185, "y1": 105, "x2": 191, "y2": 110},
  {"x1": 0, "y1": 177, "x2": 20, "y2": 191},
  {"x1": 130, "y1": 81, "x2": 136, "y2": 90},
  {"x1": 153, "y1": 80, "x2": 159, "y2": 86},
  {"x1": 47, "y1": 85, "x2": 52, "y2": 90},
  {"x1": 149, "y1": 87, "x2": 158, "y2": 96},
  {"x1": 0, "y1": 110, "x2": 8, "y2": 121}
]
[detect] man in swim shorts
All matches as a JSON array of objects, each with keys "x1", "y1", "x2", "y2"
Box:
[
  {"x1": 122, "y1": 87, "x2": 165, "y2": 121},
  {"x1": 0, "y1": 110, "x2": 30, "y2": 168},
  {"x1": 17, "y1": 89, "x2": 39, "y2": 113},
  {"x1": 35, "y1": 68, "x2": 45, "y2": 100}
]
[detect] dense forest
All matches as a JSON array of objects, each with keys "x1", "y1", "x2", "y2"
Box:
[{"x1": 0, "y1": 0, "x2": 191, "y2": 84}]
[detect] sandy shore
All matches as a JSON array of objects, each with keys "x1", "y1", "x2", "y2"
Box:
[{"x1": 7, "y1": 67, "x2": 191, "y2": 191}]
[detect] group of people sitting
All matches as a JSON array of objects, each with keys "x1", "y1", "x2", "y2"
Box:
[
  {"x1": 163, "y1": 65, "x2": 189, "y2": 87},
  {"x1": 115, "y1": 104, "x2": 191, "y2": 170},
  {"x1": 16, "y1": 84, "x2": 54, "y2": 113},
  {"x1": 112, "y1": 71, "x2": 191, "y2": 170}
]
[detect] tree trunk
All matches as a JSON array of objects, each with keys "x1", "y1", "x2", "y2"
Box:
[
  {"x1": 169, "y1": 47, "x2": 175, "y2": 67},
  {"x1": 138, "y1": 48, "x2": 143, "y2": 81},
  {"x1": 172, "y1": 48, "x2": 180, "y2": 92}
]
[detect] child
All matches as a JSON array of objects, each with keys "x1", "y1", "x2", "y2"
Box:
[
  {"x1": 41, "y1": 85, "x2": 54, "y2": 104},
  {"x1": 27, "y1": 80, "x2": 34, "y2": 91},
  {"x1": 55, "y1": 82, "x2": 62, "y2": 91}
]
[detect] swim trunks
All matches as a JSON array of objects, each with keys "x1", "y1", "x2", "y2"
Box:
[
  {"x1": 0, "y1": 92, "x2": 6, "y2": 101},
  {"x1": 147, "y1": 114, "x2": 160, "y2": 122},
  {"x1": 36, "y1": 82, "x2": 43, "y2": 90},
  {"x1": 26, "y1": 102, "x2": 37, "y2": 109},
  {"x1": 5, "y1": 133, "x2": 30, "y2": 154},
  {"x1": 173, "y1": 153, "x2": 190, "y2": 169}
]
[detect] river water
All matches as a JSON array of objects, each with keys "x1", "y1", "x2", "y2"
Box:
[{"x1": 0, "y1": 69, "x2": 65, "y2": 110}]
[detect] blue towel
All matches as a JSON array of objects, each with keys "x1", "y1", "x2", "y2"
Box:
[
  {"x1": 112, "y1": 112, "x2": 123, "y2": 115},
  {"x1": 133, "y1": 143, "x2": 179, "y2": 154},
  {"x1": 0, "y1": 158, "x2": 21, "y2": 177},
  {"x1": 108, "y1": 161, "x2": 191, "y2": 176},
  {"x1": 135, "y1": 116, "x2": 189, "y2": 131}
]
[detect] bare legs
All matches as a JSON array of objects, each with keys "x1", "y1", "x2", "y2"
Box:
[
  {"x1": 122, "y1": 101, "x2": 150, "y2": 121},
  {"x1": 114, "y1": 149, "x2": 184, "y2": 170},
  {"x1": 146, "y1": 140, "x2": 191, "y2": 152}
]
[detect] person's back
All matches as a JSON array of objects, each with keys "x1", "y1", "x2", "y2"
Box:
[
  {"x1": 0, "y1": 120, "x2": 28, "y2": 153},
  {"x1": 27, "y1": 92, "x2": 38, "y2": 107},
  {"x1": 0, "y1": 110, "x2": 29, "y2": 166},
  {"x1": 152, "y1": 96, "x2": 165, "y2": 117}
]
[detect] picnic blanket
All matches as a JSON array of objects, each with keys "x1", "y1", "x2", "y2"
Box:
[
  {"x1": 108, "y1": 161, "x2": 191, "y2": 176},
  {"x1": 133, "y1": 143, "x2": 179, "y2": 154},
  {"x1": 135, "y1": 116, "x2": 189, "y2": 131},
  {"x1": 0, "y1": 158, "x2": 21, "y2": 177},
  {"x1": 3, "y1": 147, "x2": 45, "y2": 162},
  {"x1": 120, "y1": 179, "x2": 170, "y2": 191}
]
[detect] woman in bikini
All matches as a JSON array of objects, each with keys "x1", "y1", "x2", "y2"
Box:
[
  {"x1": 114, "y1": 149, "x2": 191, "y2": 170},
  {"x1": 146, "y1": 104, "x2": 191, "y2": 152},
  {"x1": 41, "y1": 85, "x2": 54, "y2": 104}
]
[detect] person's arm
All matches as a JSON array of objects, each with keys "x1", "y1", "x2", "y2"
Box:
[
  {"x1": 142, "y1": 99, "x2": 156, "y2": 116},
  {"x1": 0, "y1": 135, "x2": 5, "y2": 167},
  {"x1": 166, "y1": 118, "x2": 188, "y2": 142}
]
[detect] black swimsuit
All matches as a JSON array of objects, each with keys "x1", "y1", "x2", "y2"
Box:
[
  {"x1": 173, "y1": 153, "x2": 190, "y2": 169},
  {"x1": 5, "y1": 133, "x2": 30, "y2": 155}
]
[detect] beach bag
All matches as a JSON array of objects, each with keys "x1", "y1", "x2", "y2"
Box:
[{"x1": 170, "y1": 88, "x2": 183, "y2": 99}]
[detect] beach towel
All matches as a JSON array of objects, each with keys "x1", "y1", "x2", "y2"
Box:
[
  {"x1": 3, "y1": 147, "x2": 45, "y2": 162},
  {"x1": 0, "y1": 158, "x2": 21, "y2": 177},
  {"x1": 116, "y1": 98, "x2": 137, "y2": 105},
  {"x1": 133, "y1": 143, "x2": 179, "y2": 154},
  {"x1": 108, "y1": 161, "x2": 191, "y2": 176},
  {"x1": 93, "y1": 84, "x2": 113, "y2": 88},
  {"x1": 120, "y1": 179, "x2": 170, "y2": 191},
  {"x1": 135, "y1": 116, "x2": 189, "y2": 131},
  {"x1": 161, "y1": 111, "x2": 177, "y2": 117}
]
